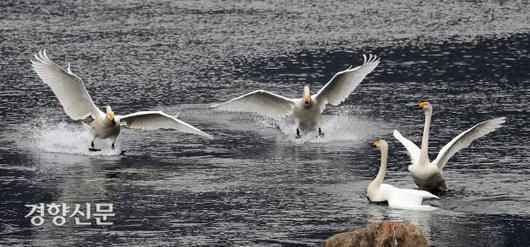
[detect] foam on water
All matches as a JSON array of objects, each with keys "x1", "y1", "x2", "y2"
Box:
[
  {"x1": 23, "y1": 119, "x2": 122, "y2": 157},
  {"x1": 279, "y1": 116, "x2": 385, "y2": 144},
  {"x1": 185, "y1": 103, "x2": 389, "y2": 143},
  {"x1": 247, "y1": 108, "x2": 390, "y2": 144}
]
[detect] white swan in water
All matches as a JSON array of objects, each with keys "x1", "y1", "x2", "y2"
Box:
[
  {"x1": 213, "y1": 54, "x2": 380, "y2": 137},
  {"x1": 393, "y1": 102, "x2": 505, "y2": 195},
  {"x1": 31, "y1": 50, "x2": 211, "y2": 151},
  {"x1": 368, "y1": 139, "x2": 439, "y2": 210}
]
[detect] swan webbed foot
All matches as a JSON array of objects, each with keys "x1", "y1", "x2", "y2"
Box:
[
  {"x1": 89, "y1": 141, "x2": 100, "y2": 151},
  {"x1": 318, "y1": 128, "x2": 325, "y2": 137},
  {"x1": 111, "y1": 143, "x2": 115, "y2": 150}
]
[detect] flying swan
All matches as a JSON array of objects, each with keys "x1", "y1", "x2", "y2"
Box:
[
  {"x1": 31, "y1": 50, "x2": 212, "y2": 151},
  {"x1": 393, "y1": 102, "x2": 505, "y2": 195},
  {"x1": 367, "y1": 139, "x2": 439, "y2": 210},
  {"x1": 213, "y1": 54, "x2": 380, "y2": 137}
]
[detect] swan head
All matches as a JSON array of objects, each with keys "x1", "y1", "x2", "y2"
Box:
[
  {"x1": 106, "y1": 106, "x2": 116, "y2": 125},
  {"x1": 418, "y1": 101, "x2": 432, "y2": 112},
  {"x1": 371, "y1": 139, "x2": 388, "y2": 150},
  {"x1": 303, "y1": 86, "x2": 311, "y2": 105}
]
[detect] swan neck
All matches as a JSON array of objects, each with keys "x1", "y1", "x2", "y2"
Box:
[
  {"x1": 373, "y1": 147, "x2": 388, "y2": 187},
  {"x1": 420, "y1": 110, "x2": 432, "y2": 162}
]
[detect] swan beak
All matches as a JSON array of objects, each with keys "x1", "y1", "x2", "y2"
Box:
[
  {"x1": 303, "y1": 96, "x2": 311, "y2": 104},
  {"x1": 371, "y1": 140, "x2": 379, "y2": 147},
  {"x1": 107, "y1": 111, "x2": 115, "y2": 123},
  {"x1": 417, "y1": 102, "x2": 429, "y2": 110}
]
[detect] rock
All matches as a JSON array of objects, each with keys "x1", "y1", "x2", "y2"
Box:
[{"x1": 324, "y1": 221, "x2": 428, "y2": 247}]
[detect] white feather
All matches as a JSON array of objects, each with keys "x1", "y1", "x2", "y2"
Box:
[
  {"x1": 213, "y1": 90, "x2": 295, "y2": 118},
  {"x1": 31, "y1": 50, "x2": 103, "y2": 120},
  {"x1": 388, "y1": 189, "x2": 438, "y2": 211},
  {"x1": 118, "y1": 111, "x2": 212, "y2": 139},
  {"x1": 393, "y1": 129, "x2": 421, "y2": 165},
  {"x1": 433, "y1": 117, "x2": 506, "y2": 170},
  {"x1": 315, "y1": 54, "x2": 380, "y2": 106}
]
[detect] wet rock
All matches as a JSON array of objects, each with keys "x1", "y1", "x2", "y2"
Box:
[{"x1": 324, "y1": 221, "x2": 428, "y2": 247}]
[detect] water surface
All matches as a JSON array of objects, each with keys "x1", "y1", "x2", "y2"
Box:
[{"x1": 1, "y1": 0, "x2": 529, "y2": 246}]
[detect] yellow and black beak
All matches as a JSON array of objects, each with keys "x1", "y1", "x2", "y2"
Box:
[
  {"x1": 371, "y1": 140, "x2": 379, "y2": 147},
  {"x1": 107, "y1": 111, "x2": 115, "y2": 124},
  {"x1": 417, "y1": 102, "x2": 428, "y2": 110},
  {"x1": 303, "y1": 96, "x2": 311, "y2": 104}
]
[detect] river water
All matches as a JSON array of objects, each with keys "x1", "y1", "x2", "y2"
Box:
[{"x1": 0, "y1": 0, "x2": 529, "y2": 246}]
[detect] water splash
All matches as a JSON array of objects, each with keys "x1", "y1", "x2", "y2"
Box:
[
  {"x1": 250, "y1": 111, "x2": 389, "y2": 144},
  {"x1": 25, "y1": 119, "x2": 122, "y2": 156}
]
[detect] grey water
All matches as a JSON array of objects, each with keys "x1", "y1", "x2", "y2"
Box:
[{"x1": 1, "y1": 0, "x2": 529, "y2": 246}]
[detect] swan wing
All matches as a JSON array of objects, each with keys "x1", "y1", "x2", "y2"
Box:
[
  {"x1": 31, "y1": 50, "x2": 103, "y2": 120},
  {"x1": 433, "y1": 117, "x2": 505, "y2": 170},
  {"x1": 315, "y1": 54, "x2": 379, "y2": 106},
  {"x1": 388, "y1": 189, "x2": 438, "y2": 211},
  {"x1": 213, "y1": 90, "x2": 295, "y2": 118},
  {"x1": 118, "y1": 111, "x2": 212, "y2": 139},
  {"x1": 393, "y1": 130, "x2": 421, "y2": 165},
  {"x1": 398, "y1": 189, "x2": 439, "y2": 200}
]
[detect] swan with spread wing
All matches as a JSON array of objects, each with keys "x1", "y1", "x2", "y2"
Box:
[
  {"x1": 393, "y1": 102, "x2": 505, "y2": 195},
  {"x1": 31, "y1": 50, "x2": 211, "y2": 151},
  {"x1": 213, "y1": 54, "x2": 380, "y2": 137},
  {"x1": 368, "y1": 139, "x2": 439, "y2": 210}
]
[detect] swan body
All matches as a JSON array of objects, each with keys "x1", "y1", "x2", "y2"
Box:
[
  {"x1": 393, "y1": 102, "x2": 505, "y2": 194},
  {"x1": 367, "y1": 139, "x2": 439, "y2": 210},
  {"x1": 31, "y1": 50, "x2": 212, "y2": 150},
  {"x1": 292, "y1": 95, "x2": 322, "y2": 132},
  {"x1": 85, "y1": 109, "x2": 121, "y2": 142},
  {"x1": 214, "y1": 54, "x2": 380, "y2": 137}
]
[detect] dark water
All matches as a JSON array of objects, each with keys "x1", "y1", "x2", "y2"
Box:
[{"x1": 1, "y1": 0, "x2": 529, "y2": 246}]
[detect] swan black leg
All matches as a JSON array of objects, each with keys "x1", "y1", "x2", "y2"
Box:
[
  {"x1": 296, "y1": 128, "x2": 301, "y2": 138},
  {"x1": 318, "y1": 128, "x2": 325, "y2": 137},
  {"x1": 89, "y1": 139, "x2": 101, "y2": 152},
  {"x1": 111, "y1": 143, "x2": 115, "y2": 150}
]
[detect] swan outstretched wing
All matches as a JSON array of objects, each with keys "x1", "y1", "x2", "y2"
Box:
[
  {"x1": 433, "y1": 117, "x2": 506, "y2": 170},
  {"x1": 31, "y1": 50, "x2": 103, "y2": 120},
  {"x1": 118, "y1": 111, "x2": 212, "y2": 139},
  {"x1": 315, "y1": 54, "x2": 380, "y2": 106},
  {"x1": 213, "y1": 90, "x2": 295, "y2": 118},
  {"x1": 393, "y1": 130, "x2": 421, "y2": 165}
]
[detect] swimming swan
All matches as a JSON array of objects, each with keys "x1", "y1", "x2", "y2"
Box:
[
  {"x1": 213, "y1": 54, "x2": 379, "y2": 137},
  {"x1": 393, "y1": 102, "x2": 505, "y2": 195},
  {"x1": 368, "y1": 139, "x2": 439, "y2": 210},
  {"x1": 31, "y1": 50, "x2": 211, "y2": 151}
]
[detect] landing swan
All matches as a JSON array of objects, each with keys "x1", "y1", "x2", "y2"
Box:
[
  {"x1": 393, "y1": 102, "x2": 505, "y2": 195},
  {"x1": 368, "y1": 139, "x2": 439, "y2": 210},
  {"x1": 31, "y1": 50, "x2": 211, "y2": 151},
  {"x1": 213, "y1": 54, "x2": 380, "y2": 137}
]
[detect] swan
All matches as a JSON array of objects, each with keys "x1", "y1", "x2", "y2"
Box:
[
  {"x1": 368, "y1": 139, "x2": 439, "y2": 210},
  {"x1": 393, "y1": 102, "x2": 506, "y2": 195},
  {"x1": 213, "y1": 54, "x2": 380, "y2": 137},
  {"x1": 31, "y1": 50, "x2": 212, "y2": 151}
]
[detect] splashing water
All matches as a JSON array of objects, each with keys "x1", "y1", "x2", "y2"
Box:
[
  {"x1": 249, "y1": 111, "x2": 389, "y2": 144},
  {"x1": 25, "y1": 119, "x2": 122, "y2": 156}
]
